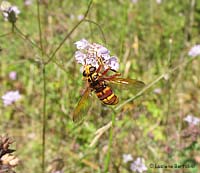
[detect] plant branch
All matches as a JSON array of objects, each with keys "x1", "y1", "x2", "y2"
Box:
[
  {"x1": 37, "y1": 0, "x2": 44, "y2": 55},
  {"x1": 45, "y1": 0, "x2": 93, "y2": 65},
  {"x1": 83, "y1": 19, "x2": 106, "y2": 44}
]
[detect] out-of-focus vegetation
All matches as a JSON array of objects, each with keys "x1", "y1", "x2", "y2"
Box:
[{"x1": 0, "y1": 0, "x2": 200, "y2": 173}]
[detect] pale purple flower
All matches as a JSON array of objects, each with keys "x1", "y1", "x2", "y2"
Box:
[
  {"x1": 24, "y1": 0, "x2": 33, "y2": 6},
  {"x1": 74, "y1": 39, "x2": 119, "y2": 71},
  {"x1": 74, "y1": 39, "x2": 89, "y2": 50},
  {"x1": 9, "y1": 71, "x2": 17, "y2": 80},
  {"x1": 156, "y1": 0, "x2": 162, "y2": 4},
  {"x1": 130, "y1": 157, "x2": 147, "y2": 173},
  {"x1": 77, "y1": 14, "x2": 84, "y2": 21},
  {"x1": 184, "y1": 114, "x2": 200, "y2": 126},
  {"x1": 75, "y1": 51, "x2": 86, "y2": 64},
  {"x1": 122, "y1": 154, "x2": 133, "y2": 163},
  {"x1": 1, "y1": 90, "x2": 21, "y2": 106},
  {"x1": 0, "y1": 1, "x2": 20, "y2": 22},
  {"x1": 188, "y1": 45, "x2": 200, "y2": 57},
  {"x1": 131, "y1": 0, "x2": 138, "y2": 4},
  {"x1": 53, "y1": 171, "x2": 64, "y2": 173},
  {"x1": 153, "y1": 88, "x2": 162, "y2": 94}
]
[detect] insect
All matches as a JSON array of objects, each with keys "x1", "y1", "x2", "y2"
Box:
[{"x1": 73, "y1": 65, "x2": 145, "y2": 122}]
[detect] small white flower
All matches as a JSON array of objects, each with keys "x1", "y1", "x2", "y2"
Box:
[
  {"x1": 54, "y1": 171, "x2": 64, "y2": 173},
  {"x1": 74, "y1": 39, "x2": 89, "y2": 50},
  {"x1": 70, "y1": 14, "x2": 75, "y2": 20},
  {"x1": 184, "y1": 114, "x2": 200, "y2": 126},
  {"x1": 77, "y1": 14, "x2": 84, "y2": 21},
  {"x1": 9, "y1": 71, "x2": 17, "y2": 80},
  {"x1": 188, "y1": 44, "x2": 200, "y2": 57},
  {"x1": 131, "y1": 0, "x2": 138, "y2": 4},
  {"x1": 153, "y1": 88, "x2": 162, "y2": 94},
  {"x1": 122, "y1": 154, "x2": 133, "y2": 163},
  {"x1": 156, "y1": 0, "x2": 162, "y2": 4},
  {"x1": 130, "y1": 157, "x2": 147, "y2": 173},
  {"x1": 1, "y1": 90, "x2": 21, "y2": 106},
  {"x1": 163, "y1": 73, "x2": 170, "y2": 80},
  {"x1": 24, "y1": 0, "x2": 33, "y2": 6}
]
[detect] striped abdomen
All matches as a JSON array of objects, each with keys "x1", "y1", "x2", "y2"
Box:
[{"x1": 95, "y1": 86, "x2": 118, "y2": 105}]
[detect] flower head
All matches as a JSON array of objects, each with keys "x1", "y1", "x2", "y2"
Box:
[
  {"x1": 131, "y1": 0, "x2": 138, "y2": 4},
  {"x1": 130, "y1": 157, "x2": 147, "y2": 173},
  {"x1": 184, "y1": 114, "x2": 200, "y2": 126},
  {"x1": 188, "y1": 45, "x2": 200, "y2": 57},
  {"x1": 77, "y1": 14, "x2": 84, "y2": 21},
  {"x1": 9, "y1": 71, "x2": 17, "y2": 80},
  {"x1": 1, "y1": 90, "x2": 21, "y2": 106},
  {"x1": 122, "y1": 154, "x2": 133, "y2": 163},
  {"x1": 74, "y1": 39, "x2": 119, "y2": 71},
  {"x1": 24, "y1": 0, "x2": 33, "y2": 6},
  {"x1": 0, "y1": 1, "x2": 20, "y2": 23},
  {"x1": 153, "y1": 88, "x2": 162, "y2": 94},
  {"x1": 156, "y1": 0, "x2": 162, "y2": 4}
]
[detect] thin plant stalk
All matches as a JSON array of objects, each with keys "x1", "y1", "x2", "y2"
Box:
[
  {"x1": 36, "y1": 1, "x2": 46, "y2": 172},
  {"x1": 42, "y1": 65, "x2": 47, "y2": 173},
  {"x1": 45, "y1": 0, "x2": 93, "y2": 65},
  {"x1": 104, "y1": 108, "x2": 117, "y2": 173}
]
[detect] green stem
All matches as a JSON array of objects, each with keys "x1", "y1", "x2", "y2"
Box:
[
  {"x1": 37, "y1": 0, "x2": 44, "y2": 55},
  {"x1": 36, "y1": 1, "x2": 46, "y2": 172},
  {"x1": 42, "y1": 65, "x2": 47, "y2": 173},
  {"x1": 104, "y1": 108, "x2": 116, "y2": 173}
]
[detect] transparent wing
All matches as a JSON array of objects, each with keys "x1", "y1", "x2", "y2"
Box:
[
  {"x1": 72, "y1": 87, "x2": 91, "y2": 123},
  {"x1": 104, "y1": 77, "x2": 145, "y2": 91}
]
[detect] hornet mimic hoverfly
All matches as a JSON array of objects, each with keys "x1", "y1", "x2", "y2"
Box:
[{"x1": 72, "y1": 64, "x2": 145, "y2": 122}]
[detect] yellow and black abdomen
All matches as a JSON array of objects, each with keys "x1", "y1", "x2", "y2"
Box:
[{"x1": 95, "y1": 86, "x2": 118, "y2": 105}]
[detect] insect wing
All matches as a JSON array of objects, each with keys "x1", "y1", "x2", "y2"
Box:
[
  {"x1": 72, "y1": 87, "x2": 91, "y2": 123},
  {"x1": 106, "y1": 77, "x2": 145, "y2": 91}
]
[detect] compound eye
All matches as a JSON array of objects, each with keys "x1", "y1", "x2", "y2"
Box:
[
  {"x1": 83, "y1": 71, "x2": 87, "y2": 77},
  {"x1": 89, "y1": 66, "x2": 96, "y2": 73}
]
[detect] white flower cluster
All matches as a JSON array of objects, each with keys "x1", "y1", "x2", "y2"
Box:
[
  {"x1": 1, "y1": 90, "x2": 21, "y2": 106},
  {"x1": 0, "y1": 1, "x2": 20, "y2": 22},
  {"x1": 74, "y1": 39, "x2": 119, "y2": 71},
  {"x1": 123, "y1": 154, "x2": 147, "y2": 173}
]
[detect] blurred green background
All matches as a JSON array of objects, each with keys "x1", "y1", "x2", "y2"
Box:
[{"x1": 0, "y1": 0, "x2": 200, "y2": 172}]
